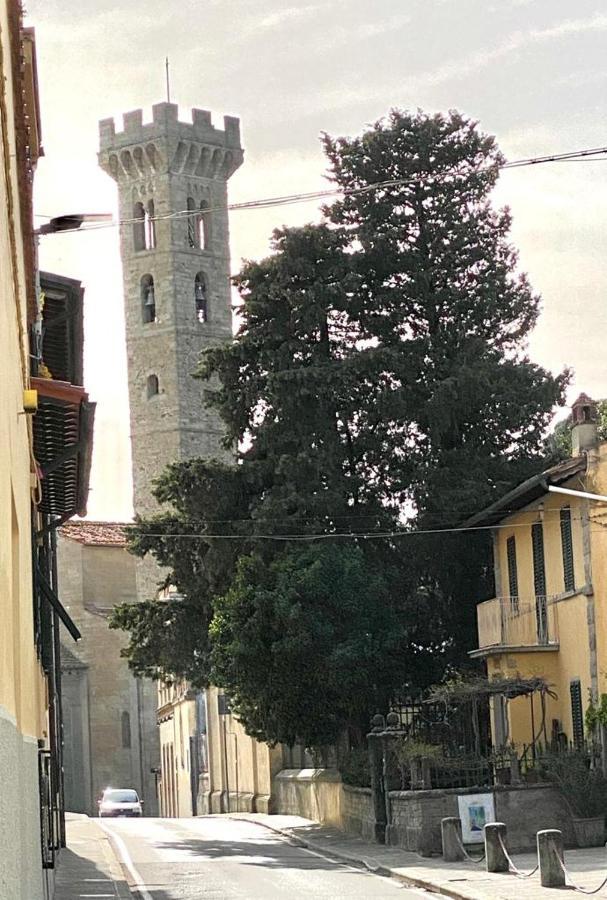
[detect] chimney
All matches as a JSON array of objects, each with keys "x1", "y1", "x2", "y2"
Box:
[{"x1": 571, "y1": 393, "x2": 598, "y2": 456}]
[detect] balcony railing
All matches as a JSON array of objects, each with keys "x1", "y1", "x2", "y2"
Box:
[{"x1": 477, "y1": 595, "x2": 559, "y2": 650}]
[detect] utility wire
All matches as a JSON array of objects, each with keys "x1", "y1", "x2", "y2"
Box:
[
  {"x1": 124, "y1": 512, "x2": 607, "y2": 542},
  {"x1": 35, "y1": 144, "x2": 607, "y2": 236}
]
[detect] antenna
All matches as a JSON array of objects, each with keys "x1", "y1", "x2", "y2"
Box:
[{"x1": 165, "y1": 57, "x2": 171, "y2": 103}]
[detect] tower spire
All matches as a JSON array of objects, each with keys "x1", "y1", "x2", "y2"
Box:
[{"x1": 165, "y1": 57, "x2": 170, "y2": 103}]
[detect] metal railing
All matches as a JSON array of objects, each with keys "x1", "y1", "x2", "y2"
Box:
[{"x1": 477, "y1": 595, "x2": 559, "y2": 649}]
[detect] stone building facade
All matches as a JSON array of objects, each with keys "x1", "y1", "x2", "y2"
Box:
[
  {"x1": 98, "y1": 103, "x2": 242, "y2": 519},
  {"x1": 97, "y1": 103, "x2": 283, "y2": 816},
  {"x1": 58, "y1": 522, "x2": 159, "y2": 816}
]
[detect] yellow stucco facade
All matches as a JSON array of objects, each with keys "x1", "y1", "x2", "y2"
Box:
[
  {"x1": 157, "y1": 682, "x2": 283, "y2": 817},
  {"x1": 0, "y1": 9, "x2": 49, "y2": 899},
  {"x1": 473, "y1": 421, "x2": 607, "y2": 752}
]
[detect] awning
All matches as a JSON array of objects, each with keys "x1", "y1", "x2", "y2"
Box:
[{"x1": 32, "y1": 377, "x2": 95, "y2": 520}]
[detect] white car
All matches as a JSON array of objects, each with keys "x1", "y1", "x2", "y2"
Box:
[{"x1": 98, "y1": 787, "x2": 143, "y2": 818}]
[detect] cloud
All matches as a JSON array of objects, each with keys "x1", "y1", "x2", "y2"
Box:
[{"x1": 414, "y1": 13, "x2": 607, "y2": 89}]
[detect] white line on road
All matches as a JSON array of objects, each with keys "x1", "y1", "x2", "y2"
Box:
[{"x1": 97, "y1": 821, "x2": 154, "y2": 900}]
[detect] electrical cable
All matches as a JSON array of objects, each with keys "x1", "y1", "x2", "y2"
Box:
[{"x1": 34, "y1": 144, "x2": 607, "y2": 236}]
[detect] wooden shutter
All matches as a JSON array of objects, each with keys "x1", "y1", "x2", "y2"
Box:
[
  {"x1": 506, "y1": 536, "x2": 518, "y2": 610},
  {"x1": 570, "y1": 679, "x2": 584, "y2": 748},
  {"x1": 560, "y1": 506, "x2": 575, "y2": 592}
]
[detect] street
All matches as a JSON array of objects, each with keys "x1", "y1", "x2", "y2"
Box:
[{"x1": 99, "y1": 815, "x2": 426, "y2": 898}]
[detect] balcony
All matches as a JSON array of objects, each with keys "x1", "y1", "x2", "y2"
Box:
[{"x1": 473, "y1": 596, "x2": 559, "y2": 656}]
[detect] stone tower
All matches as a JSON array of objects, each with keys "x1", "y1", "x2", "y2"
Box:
[{"x1": 98, "y1": 103, "x2": 243, "y2": 516}]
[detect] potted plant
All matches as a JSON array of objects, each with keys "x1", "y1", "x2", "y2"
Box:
[{"x1": 542, "y1": 751, "x2": 607, "y2": 847}]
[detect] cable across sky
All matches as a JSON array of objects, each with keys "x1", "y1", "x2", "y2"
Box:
[{"x1": 35, "y1": 143, "x2": 607, "y2": 235}]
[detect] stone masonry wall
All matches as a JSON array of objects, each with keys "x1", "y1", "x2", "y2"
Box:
[{"x1": 388, "y1": 783, "x2": 576, "y2": 855}]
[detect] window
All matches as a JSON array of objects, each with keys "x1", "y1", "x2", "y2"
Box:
[
  {"x1": 560, "y1": 506, "x2": 575, "y2": 592},
  {"x1": 506, "y1": 536, "x2": 518, "y2": 611},
  {"x1": 194, "y1": 273, "x2": 208, "y2": 323},
  {"x1": 121, "y1": 711, "x2": 131, "y2": 749},
  {"x1": 145, "y1": 200, "x2": 156, "y2": 250},
  {"x1": 187, "y1": 196, "x2": 198, "y2": 248},
  {"x1": 199, "y1": 200, "x2": 210, "y2": 249},
  {"x1": 133, "y1": 202, "x2": 145, "y2": 251},
  {"x1": 134, "y1": 200, "x2": 156, "y2": 251},
  {"x1": 146, "y1": 374, "x2": 159, "y2": 398},
  {"x1": 570, "y1": 679, "x2": 584, "y2": 748},
  {"x1": 531, "y1": 522, "x2": 548, "y2": 643},
  {"x1": 141, "y1": 274, "x2": 156, "y2": 323}
]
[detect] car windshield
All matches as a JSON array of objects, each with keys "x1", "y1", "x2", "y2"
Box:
[{"x1": 103, "y1": 789, "x2": 138, "y2": 803}]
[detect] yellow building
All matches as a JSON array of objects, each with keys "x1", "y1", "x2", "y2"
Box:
[
  {"x1": 470, "y1": 394, "x2": 607, "y2": 752},
  {"x1": 0, "y1": 6, "x2": 94, "y2": 897},
  {"x1": 157, "y1": 681, "x2": 282, "y2": 817}
]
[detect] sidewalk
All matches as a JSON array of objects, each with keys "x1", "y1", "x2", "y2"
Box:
[
  {"x1": 53, "y1": 813, "x2": 130, "y2": 900},
  {"x1": 231, "y1": 812, "x2": 607, "y2": 899}
]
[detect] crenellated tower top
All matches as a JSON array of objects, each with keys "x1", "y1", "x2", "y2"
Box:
[{"x1": 99, "y1": 102, "x2": 243, "y2": 182}]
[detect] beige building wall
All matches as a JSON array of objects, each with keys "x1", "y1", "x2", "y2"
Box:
[
  {"x1": 0, "y1": 5, "x2": 47, "y2": 899},
  {"x1": 157, "y1": 682, "x2": 282, "y2": 818},
  {"x1": 58, "y1": 525, "x2": 160, "y2": 815}
]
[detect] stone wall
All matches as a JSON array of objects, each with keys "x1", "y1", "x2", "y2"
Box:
[
  {"x1": 388, "y1": 783, "x2": 575, "y2": 855},
  {"x1": 274, "y1": 769, "x2": 343, "y2": 826},
  {"x1": 341, "y1": 785, "x2": 375, "y2": 841},
  {"x1": 273, "y1": 769, "x2": 575, "y2": 855}
]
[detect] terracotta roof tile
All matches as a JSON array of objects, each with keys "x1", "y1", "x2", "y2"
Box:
[{"x1": 59, "y1": 520, "x2": 130, "y2": 547}]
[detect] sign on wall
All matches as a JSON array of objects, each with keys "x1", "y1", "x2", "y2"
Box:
[{"x1": 457, "y1": 793, "x2": 495, "y2": 844}]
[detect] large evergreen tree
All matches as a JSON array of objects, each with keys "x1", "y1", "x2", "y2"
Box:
[{"x1": 111, "y1": 110, "x2": 567, "y2": 747}]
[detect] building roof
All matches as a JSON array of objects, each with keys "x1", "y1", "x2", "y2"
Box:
[
  {"x1": 60, "y1": 520, "x2": 130, "y2": 547},
  {"x1": 463, "y1": 454, "x2": 587, "y2": 529}
]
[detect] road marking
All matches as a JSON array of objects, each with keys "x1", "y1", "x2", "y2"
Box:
[{"x1": 98, "y1": 821, "x2": 154, "y2": 900}]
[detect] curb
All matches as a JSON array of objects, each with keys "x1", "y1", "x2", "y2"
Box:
[{"x1": 228, "y1": 815, "x2": 473, "y2": 898}]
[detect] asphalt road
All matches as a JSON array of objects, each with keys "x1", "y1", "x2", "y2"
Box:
[{"x1": 100, "y1": 815, "x2": 428, "y2": 899}]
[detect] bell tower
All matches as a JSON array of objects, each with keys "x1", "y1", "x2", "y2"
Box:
[{"x1": 98, "y1": 103, "x2": 243, "y2": 515}]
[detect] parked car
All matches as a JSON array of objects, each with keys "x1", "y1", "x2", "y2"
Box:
[{"x1": 98, "y1": 787, "x2": 143, "y2": 818}]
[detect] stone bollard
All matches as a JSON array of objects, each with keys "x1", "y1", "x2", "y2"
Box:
[
  {"x1": 441, "y1": 817, "x2": 466, "y2": 862},
  {"x1": 537, "y1": 829, "x2": 566, "y2": 888},
  {"x1": 484, "y1": 822, "x2": 509, "y2": 873}
]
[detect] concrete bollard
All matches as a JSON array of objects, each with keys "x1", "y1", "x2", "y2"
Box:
[
  {"x1": 537, "y1": 829, "x2": 566, "y2": 887},
  {"x1": 441, "y1": 817, "x2": 466, "y2": 862},
  {"x1": 484, "y1": 822, "x2": 509, "y2": 873}
]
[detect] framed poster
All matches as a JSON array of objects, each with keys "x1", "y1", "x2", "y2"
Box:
[{"x1": 457, "y1": 793, "x2": 495, "y2": 844}]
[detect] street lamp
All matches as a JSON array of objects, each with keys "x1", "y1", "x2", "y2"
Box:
[{"x1": 36, "y1": 212, "x2": 113, "y2": 235}]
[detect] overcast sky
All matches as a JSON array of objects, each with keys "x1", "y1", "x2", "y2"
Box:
[{"x1": 27, "y1": 0, "x2": 607, "y2": 520}]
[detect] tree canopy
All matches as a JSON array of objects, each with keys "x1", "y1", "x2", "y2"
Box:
[{"x1": 110, "y1": 109, "x2": 567, "y2": 748}]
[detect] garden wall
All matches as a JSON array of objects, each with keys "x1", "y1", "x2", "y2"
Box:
[
  {"x1": 273, "y1": 769, "x2": 575, "y2": 855},
  {"x1": 389, "y1": 783, "x2": 575, "y2": 854}
]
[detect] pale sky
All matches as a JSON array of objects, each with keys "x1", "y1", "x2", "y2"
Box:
[{"x1": 27, "y1": 0, "x2": 607, "y2": 520}]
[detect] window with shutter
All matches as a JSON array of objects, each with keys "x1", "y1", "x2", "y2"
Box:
[
  {"x1": 506, "y1": 536, "x2": 518, "y2": 611},
  {"x1": 570, "y1": 679, "x2": 584, "y2": 748},
  {"x1": 560, "y1": 506, "x2": 575, "y2": 592},
  {"x1": 532, "y1": 522, "x2": 548, "y2": 642}
]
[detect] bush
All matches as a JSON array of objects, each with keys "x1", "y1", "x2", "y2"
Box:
[
  {"x1": 338, "y1": 747, "x2": 371, "y2": 788},
  {"x1": 540, "y1": 750, "x2": 607, "y2": 819}
]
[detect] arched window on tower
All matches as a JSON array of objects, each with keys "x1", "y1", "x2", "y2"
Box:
[
  {"x1": 186, "y1": 196, "x2": 198, "y2": 249},
  {"x1": 133, "y1": 202, "x2": 145, "y2": 251},
  {"x1": 147, "y1": 374, "x2": 159, "y2": 399},
  {"x1": 199, "y1": 200, "x2": 210, "y2": 249},
  {"x1": 194, "y1": 273, "x2": 208, "y2": 323},
  {"x1": 145, "y1": 199, "x2": 156, "y2": 250},
  {"x1": 141, "y1": 274, "x2": 156, "y2": 324}
]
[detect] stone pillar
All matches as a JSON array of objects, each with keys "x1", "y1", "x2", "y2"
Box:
[
  {"x1": 441, "y1": 817, "x2": 466, "y2": 862},
  {"x1": 367, "y1": 716, "x2": 386, "y2": 844},
  {"x1": 484, "y1": 822, "x2": 509, "y2": 873},
  {"x1": 537, "y1": 829, "x2": 566, "y2": 887}
]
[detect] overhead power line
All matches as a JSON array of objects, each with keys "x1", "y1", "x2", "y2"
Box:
[
  {"x1": 35, "y1": 143, "x2": 607, "y2": 236},
  {"x1": 123, "y1": 508, "x2": 607, "y2": 542}
]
